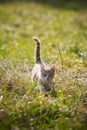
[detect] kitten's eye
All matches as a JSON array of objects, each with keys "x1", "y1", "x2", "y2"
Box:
[{"x1": 43, "y1": 74, "x2": 47, "y2": 77}]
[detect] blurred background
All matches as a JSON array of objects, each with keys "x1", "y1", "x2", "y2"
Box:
[{"x1": 0, "y1": 0, "x2": 87, "y2": 130}]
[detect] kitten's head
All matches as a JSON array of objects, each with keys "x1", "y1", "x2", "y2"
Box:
[{"x1": 40, "y1": 65, "x2": 56, "y2": 83}]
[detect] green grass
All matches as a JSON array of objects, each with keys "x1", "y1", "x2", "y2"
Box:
[{"x1": 0, "y1": 1, "x2": 87, "y2": 130}]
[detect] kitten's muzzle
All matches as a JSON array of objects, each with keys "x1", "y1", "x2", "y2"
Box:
[{"x1": 46, "y1": 76, "x2": 51, "y2": 81}]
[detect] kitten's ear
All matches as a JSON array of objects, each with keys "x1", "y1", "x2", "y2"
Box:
[
  {"x1": 51, "y1": 65, "x2": 56, "y2": 72},
  {"x1": 40, "y1": 65, "x2": 45, "y2": 72}
]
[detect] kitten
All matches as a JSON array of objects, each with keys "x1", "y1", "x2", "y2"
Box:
[{"x1": 31, "y1": 37, "x2": 56, "y2": 94}]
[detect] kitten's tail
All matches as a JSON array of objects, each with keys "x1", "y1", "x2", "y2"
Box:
[{"x1": 33, "y1": 37, "x2": 42, "y2": 63}]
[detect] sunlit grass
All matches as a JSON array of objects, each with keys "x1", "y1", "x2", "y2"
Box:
[{"x1": 0, "y1": 1, "x2": 87, "y2": 130}]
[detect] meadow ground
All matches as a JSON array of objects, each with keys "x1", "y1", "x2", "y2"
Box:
[{"x1": 0, "y1": 0, "x2": 87, "y2": 130}]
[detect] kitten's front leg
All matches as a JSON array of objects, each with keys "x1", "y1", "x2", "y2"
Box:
[{"x1": 39, "y1": 85, "x2": 48, "y2": 95}]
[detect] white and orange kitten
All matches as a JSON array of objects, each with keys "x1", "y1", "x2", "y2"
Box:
[{"x1": 31, "y1": 37, "x2": 56, "y2": 95}]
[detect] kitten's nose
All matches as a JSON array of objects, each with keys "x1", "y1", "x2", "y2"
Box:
[{"x1": 47, "y1": 76, "x2": 49, "y2": 80}]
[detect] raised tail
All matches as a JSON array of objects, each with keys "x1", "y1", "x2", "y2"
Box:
[{"x1": 33, "y1": 37, "x2": 42, "y2": 63}]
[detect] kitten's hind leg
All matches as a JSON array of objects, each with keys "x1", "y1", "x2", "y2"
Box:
[
  {"x1": 31, "y1": 76, "x2": 34, "y2": 83},
  {"x1": 31, "y1": 71, "x2": 36, "y2": 83}
]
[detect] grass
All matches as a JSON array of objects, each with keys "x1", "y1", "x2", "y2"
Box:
[{"x1": 0, "y1": 1, "x2": 87, "y2": 130}]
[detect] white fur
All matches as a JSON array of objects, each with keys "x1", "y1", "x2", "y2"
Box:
[
  {"x1": 32, "y1": 64, "x2": 49, "y2": 94},
  {"x1": 31, "y1": 64, "x2": 41, "y2": 82}
]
